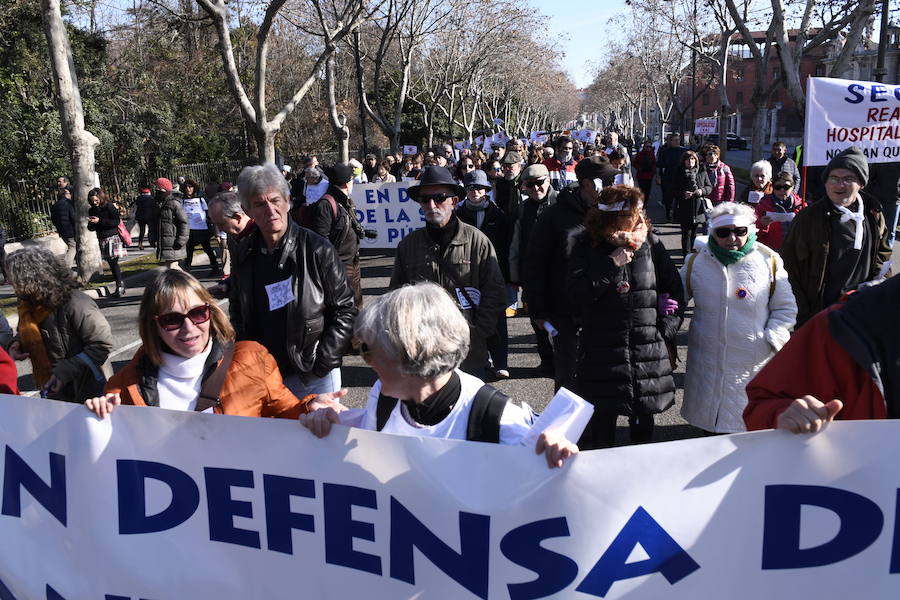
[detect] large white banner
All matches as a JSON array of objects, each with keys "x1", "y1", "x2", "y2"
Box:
[
  {"x1": 804, "y1": 77, "x2": 900, "y2": 166},
  {"x1": 351, "y1": 181, "x2": 422, "y2": 249},
  {"x1": 2, "y1": 395, "x2": 900, "y2": 599}
]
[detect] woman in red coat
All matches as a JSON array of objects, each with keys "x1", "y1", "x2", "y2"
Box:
[
  {"x1": 633, "y1": 140, "x2": 657, "y2": 202},
  {"x1": 754, "y1": 172, "x2": 805, "y2": 251}
]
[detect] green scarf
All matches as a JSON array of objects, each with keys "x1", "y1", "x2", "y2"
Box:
[{"x1": 708, "y1": 232, "x2": 757, "y2": 266}]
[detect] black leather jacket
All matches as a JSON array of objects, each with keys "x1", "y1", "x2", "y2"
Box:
[{"x1": 229, "y1": 221, "x2": 357, "y2": 379}]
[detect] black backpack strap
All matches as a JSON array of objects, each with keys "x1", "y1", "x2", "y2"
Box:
[
  {"x1": 466, "y1": 384, "x2": 508, "y2": 443},
  {"x1": 375, "y1": 394, "x2": 399, "y2": 431}
]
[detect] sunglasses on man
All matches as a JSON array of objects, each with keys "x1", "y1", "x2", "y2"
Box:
[
  {"x1": 416, "y1": 193, "x2": 455, "y2": 204},
  {"x1": 713, "y1": 226, "x2": 748, "y2": 238},
  {"x1": 155, "y1": 304, "x2": 212, "y2": 331},
  {"x1": 523, "y1": 178, "x2": 548, "y2": 188}
]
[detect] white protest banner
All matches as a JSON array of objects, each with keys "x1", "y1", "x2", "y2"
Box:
[
  {"x1": 402, "y1": 145, "x2": 418, "y2": 155},
  {"x1": 694, "y1": 118, "x2": 717, "y2": 135},
  {"x1": 529, "y1": 131, "x2": 548, "y2": 143},
  {"x1": 4, "y1": 395, "x2": 900, "y2": 599},
  {"x1": 351, "y1": 181, "x2": 423, "y2": 248},
  {"x1": 804, "y1": 77, "x2": 900, "y2": 165},
  {"x1": 492, "y1": 131, "x2": 510, "y2": 147}
]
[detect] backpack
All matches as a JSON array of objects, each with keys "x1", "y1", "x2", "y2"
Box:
[
  {"x1": 294, "y1": 194, "x2": 340, "y2": 243},
  {"x1": 375, "y1": 384, "x2": 509, "y2": 443}
]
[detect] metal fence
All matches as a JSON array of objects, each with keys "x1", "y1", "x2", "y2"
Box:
[{"x1": 1, "y1": 159, "x2": 254, "y2": 242}]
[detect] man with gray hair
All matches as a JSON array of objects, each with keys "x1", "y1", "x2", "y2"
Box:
[
  {"x1": 229, "y1": 163, "x2": 357, "y2": 396},
  {"x1": 206, "y1": 191, "x2": 256, "y2": 299}
]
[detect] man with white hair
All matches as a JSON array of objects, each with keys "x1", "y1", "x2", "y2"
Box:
[
  {"x1": 207, "y1": 191, "x2": 256, "y2": 299},
  {"x1": 230, "y1": 163, "x2": 357, "y2": 397},
  {"x1": 781, "y1": 146, "x2": 891, "y2": 327}
]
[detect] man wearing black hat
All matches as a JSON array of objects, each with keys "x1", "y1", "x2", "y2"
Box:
[
  {"x1": 781, "y1": 146, "x2": 892, "y2": 327},
  {"x1": 523, "y1": 154, "x2": 620, "y2": 391},
  {"x1": 390, "y1": 166, "x2": 506, "y2": 377},
  {"x1": 308, "y1": 162, "x2": 365, "y2": 308}
]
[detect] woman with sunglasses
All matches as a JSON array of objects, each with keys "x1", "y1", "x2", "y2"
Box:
[
  {"x1": 679, "y1": 202, "x2": 797, "y2": 435},
  {"x1": 754, "y1": 171, "x2": 805, "y2": 251},
  {"x1": 672, "y1": 151, "x2": 713, "y2": 256},
  {"x1": 453, "y1": 156, "x2": 476, "y2": 183},
  {"x1": 84, "y1": 269, "x2": 321, "y2": 419},
  {"x1": 565, "y1": 185, "x2": 685, "y2": 449}
]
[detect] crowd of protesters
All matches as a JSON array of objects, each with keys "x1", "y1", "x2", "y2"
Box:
[{"x1": 4, "y1": 130, "x2": 897, "y2": 461}]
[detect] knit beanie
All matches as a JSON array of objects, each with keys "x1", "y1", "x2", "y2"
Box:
[
  {"x1": 823, "y1": 146, "x2": 869, "y2": 187},
  {"x1": 155, "y1": 177, "x2": 173, "y2": 193}
]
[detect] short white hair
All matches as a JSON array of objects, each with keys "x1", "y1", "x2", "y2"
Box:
[
  {"x1": 750, "y1": 160, "x2": 772, "y2": 180},
  {"x1": 354, "y1": 282, "x2": 470, "y2": 379}
]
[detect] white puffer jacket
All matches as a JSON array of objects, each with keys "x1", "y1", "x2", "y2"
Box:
[{"x1": 679, "y1": 240, "x2": 797, "y2": 433}]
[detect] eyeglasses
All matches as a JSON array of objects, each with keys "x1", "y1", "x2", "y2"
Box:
[
  {"x1": 524, "y1": 178, "x2": 548, "y2": 188},
  {"x1": 416, "y1": 193, "x2": 455, "y2": 204},
  {"x1": 772, "y1": 184, "x2": 792, "y2": 191},
  {"x1": 826, "y1": 175, "x2": 859, "y2": 186},
  {"x1": 713, "y1": 226, "x2": 748, "y2": 238},
  {"x1": 155, "y1": 304, "x2": 212, "y2": 331}
]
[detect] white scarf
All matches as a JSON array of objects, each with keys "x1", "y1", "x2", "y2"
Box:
[{"x1": 834, "y1": 197, "x2": 865, "y2": 250}]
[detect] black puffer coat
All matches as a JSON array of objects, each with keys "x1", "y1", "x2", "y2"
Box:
[{"x1": 566, "y1": 228, "x2": 685, "y2": 415}]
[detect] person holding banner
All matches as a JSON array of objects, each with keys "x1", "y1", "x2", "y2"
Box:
[
  {"x1": 84, "y1": 269, "x2": 323, "y2": 419},
  {"x1": 565, "y1": 185, "x2": 684, "y2": 449},
  {"x1": 299, "y1": 282, "x2": 579, "y2": 469},
  {"x1": 679, "y1": 203, "x2": 796, "y2": 434},
  {"x1": 780, "y1": 146, "x2": 892, "y2": 327},
  {"x1": 744, "y1": 274, "x2": 900, "y2": 433}
]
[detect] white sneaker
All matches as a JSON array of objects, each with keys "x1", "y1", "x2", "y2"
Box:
[{"x1": 495, "y1": 369, "x2": 510, "y2": 379}]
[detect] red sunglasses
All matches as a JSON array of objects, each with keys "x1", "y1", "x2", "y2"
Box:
[{"x1": 155, "y1": 304, "x2": 212, "y2": 331}]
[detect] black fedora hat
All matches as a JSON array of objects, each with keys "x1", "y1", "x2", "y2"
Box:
[{"x1": 407, "y1": 166, "x2": 465, "y2": 200}]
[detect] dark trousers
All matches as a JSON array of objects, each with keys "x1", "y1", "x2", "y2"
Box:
[
  {"x1": 344, "y1": 259, "x2": 363, "y2": 308},
  {"x1": 637, "y1": 178, "x2": 653, "y2": 202},
  {"x1": 136, "y1": 220, "x2": 149, "y2": 246},
  {"x1": 578, "y1": 411, "x2": 655, "y2": 450},
  {"x1": 486, "y1": 312, "x2": 508, "y2": 371},
  {"x1": 184, "y1": 229, "x2": 219, "y2": 270},
  {"x1": 551, "y1": 315, "x2": 578, "y2": 392},
  {"x1": 680, "y1": 222, "x2": 699, "y2": 255},
  {"x1": 530, "y1": 318, "x2": 555, "y2": 370},
  {"x1": 661, "y1": 184, "x2": 675, "y2": 219}
]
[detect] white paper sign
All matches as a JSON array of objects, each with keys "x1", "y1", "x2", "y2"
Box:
[
  {"x1": 4, "y1": 397, "x2": 900, "y2": 599},
  {"x1": 748, "y1": 190, "x2": 765, "y2": 204},
  {"x1": 402, "y1": 145, "x2": 418, "y2": 155},
  {"x1": 694, "y1": 118, "x2": 718, "y2": 135},
  {"x1": 350, "y1": 182, "x2": 423, "y2": 248},
  {"x1": 265, "y1": 276, "x2": 294, "y2": 311},
  {"x1": 765, "y1": 211, "x2": 795, "y2": 222},
  {"x1": 804, "y1": 77, "x2": 900, "y2": 166},
  {"x1": 520, "y1": 387, "x2": 594, "y2": 448},
  {"x1": 454, "y1": 286, "x2": 481, "y2": 309}
]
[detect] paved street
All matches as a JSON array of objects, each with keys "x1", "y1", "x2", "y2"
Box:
[{"x1": 10, "y1": 181, "x2": 747, "y2": 446}]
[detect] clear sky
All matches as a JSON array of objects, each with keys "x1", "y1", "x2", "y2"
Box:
[{"x1": 526, "y1": 0, "x2": 631, "y2": 88}]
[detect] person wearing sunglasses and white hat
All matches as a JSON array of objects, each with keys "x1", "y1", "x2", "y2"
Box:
[
  {"x1": 83, "y1": 269, "x2": 333, "y2": 419},
  {"x1": 679, "y1": 202, "x2": 797, "y2": 435}
]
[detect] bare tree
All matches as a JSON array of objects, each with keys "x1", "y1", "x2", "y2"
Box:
[
  {"x1": 196, "y1": 0, "x2": 372, "y2": 162},
  {"x1": 40, "y1": 0, "x2": 102, "y2": 280}
]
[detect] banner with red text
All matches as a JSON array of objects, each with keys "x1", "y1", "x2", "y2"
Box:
[
  {"x1": 2, "y1": 395, "x2": 900, "y2": 599},
  {"x1": 804, "y1": 76, "x2": 900, "y2": 166}
]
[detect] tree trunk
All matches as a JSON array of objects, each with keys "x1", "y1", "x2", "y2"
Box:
[
  {"x1": 40, "y1": 0, "x2": 101, "y2": 281},
  {"x1": 326, "y1": 54, "x2": 350, "y2": 162}
]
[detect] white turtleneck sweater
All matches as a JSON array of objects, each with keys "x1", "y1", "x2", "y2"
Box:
[{"x1": 157, "y1": 342, "x2": 214, "y2": 412}]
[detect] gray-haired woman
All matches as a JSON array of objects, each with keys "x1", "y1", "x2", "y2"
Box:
[
  {"x1": 6, "y1": 247, "x2": 113, "y2": 401},
  {"x1": 300, "y1": 282, "x2": 578, "y2": 468}
]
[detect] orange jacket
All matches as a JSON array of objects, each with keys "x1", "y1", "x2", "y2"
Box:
[{"x1": 105, "y1": 341, "x2": 311, "y2": 419}]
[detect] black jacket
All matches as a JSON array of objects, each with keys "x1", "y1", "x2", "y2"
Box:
[
  {"x1": 457, "y1": 201, "x2": 512, "y2": 282},
  {"x1": 230, "y1": 221, "x2": 357, "y2": 379},
  {"x1": 87, "y1": 202, "x2": 120, "y2": 240},
  {"x1": 308, "y1": 185, "x2": 362, "y2": 265},
  {"x1": 509, "y1": 188, "x2": 558, "y2": 284},
  {"x1": 50, "y1": 197, "x2": 76, "y2": 239},
  {"x1": 566, "y1": 230, "x2": 685, "y2": 415},
  {"x1": 522, "y1": 185, "x2": 589, "y2": 319},
  {"x1": 134, "y1": 193, "x2": 155, "y2": 221},
  {"x1": 673, "y1": 167, "x2": 713, "y2": 226}
]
